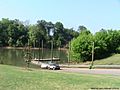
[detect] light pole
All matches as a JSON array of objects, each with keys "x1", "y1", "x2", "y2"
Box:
[
  {"x1": 51, "y1": 40, "x2": 53, "y2": 62},
  {"x1": 50, "y1": 29, "x2": 54, "y2": 62}
]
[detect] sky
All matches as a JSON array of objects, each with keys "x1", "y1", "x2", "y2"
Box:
[{"x1": 0, "y1": 0, "x2": 120, "y2": 33}]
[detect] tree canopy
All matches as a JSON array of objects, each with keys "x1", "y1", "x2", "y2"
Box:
[
  {"x1": 70, "y1": 29, "x2": 120, "y2": 62},
  {"x1": 1, "y1": 18, "x2": 120, "y2": 63},
  {"x1": 0, "y1": 18, "x2": 79, "y2": 48}
]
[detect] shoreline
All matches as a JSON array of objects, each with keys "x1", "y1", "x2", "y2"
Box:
[{"x1": 0, "y1": 46, "x2": 68, "y2": 50}]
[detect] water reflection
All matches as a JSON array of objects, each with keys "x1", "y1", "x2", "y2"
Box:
[{"x1": 0, "y1": 48, "x2": 67, "y2": 68}]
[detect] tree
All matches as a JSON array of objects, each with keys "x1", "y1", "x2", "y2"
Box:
[
  {"x1": 28, "y1": 25, "x2": 41, "y2": 46},
  {"x1": 94, "y1": 29, "x2": 108, "y2": 59},
  {"x1": 0, "y1": 18, "x2": 86, "y2": 49},
  {"x1": 0, "y1": 18, "x2": 12, "y2": 46},
  {"x1": 24, "y1": 40, "x2": 32, "y2": 68},
  {"x1": 70, "y1": 30, "x2": 93, "y2": 62},
  {"x1": 53, "y1": 22, "x2": 64, "y2": 47},
  {"x1": 105, "y1": 30, "x2": 120, "y2": 53},
  {"x1": 43, "y1": 21, "x2": 54, "y2": 48},
  {"x1": 78, "y1": 25, "x2": 87, "y2": 33},
  {"x1": 28, "y1": 20, "x2": 47, "y2": 47},
  {"x1": 7, "y1": 19, "x2": 28, "y2": 46},
  {"x1": 0, "y1": 22, "x2": 8, "y2": 46},
  {"x1": 17, "y1": 24, "x2": 28, "y2": 46},
  {"x1": 63, "y1": 28, "x2": 79, "y2": 48}
]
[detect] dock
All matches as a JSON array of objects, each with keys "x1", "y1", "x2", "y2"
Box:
[{"x1": 32, "y1": 57, "x2": 60, "y2": 61}]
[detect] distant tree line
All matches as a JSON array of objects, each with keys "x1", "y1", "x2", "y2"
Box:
[
  {"x1": 70, "y1": 27, "x2": 120, "y2": 62},
  {"x1": 1, "y1": 18, "x2": 120, "y2": 62},
  {"x1": 0, "y1": 18, "x2": 79, "y2": 48}
]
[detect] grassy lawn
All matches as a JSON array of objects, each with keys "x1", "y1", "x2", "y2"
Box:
[
  {"x1": 93, "y1": 54, "x2": 120, "y2": 65},
  {"x1": 82, "y1": 54, "x2": 120, "y2": 65},
  {"x1": 0, "y1": 65, "x2": 120, "y2": 90}
]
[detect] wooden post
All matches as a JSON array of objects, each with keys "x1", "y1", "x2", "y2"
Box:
[
  {"x1": 33, "y1": 40, "x2": 36, "y2": 59},
  {"x1": 41, "y1": 40, "x2": 43, "y2": 59},
  {"x1": 68, "y1": 41, "x2": 71, "y2": 66},
  {"x1": 28, "y1": 39, "x2": 30, "y2": 68},
  {"x1": 59, "y1": 41, "x2": 61, "y2": 59},
  {"x1": 38, "y1": 39, "x2": 40, "y2": 62},
  {"x1": 92, "y1": 42, "x2": 94, "y2": 65},
  {"x1": 90, "y1": 42, "x2": 94, "y2": 69}
]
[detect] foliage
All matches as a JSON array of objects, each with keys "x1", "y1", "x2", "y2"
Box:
[
  {"x1": 94, "y1": 29, "x2": 108, "y2": 59},
  {"x1": 71, "y1": 30, "x2": 93, "y2": 62},
  {"x1": 70, "y1": 28, "x2": 120, "y2": 62},
  {"x1": 105, "y1": 30, "x2": 120, "y2": 53},
  {"x1": 1, "y1": 18, "x2": 120, "y2": 63},
  {"x1": 0, "y1": 18, "x2": 78, "y2": 48},
  {"x1": 78, "y1": 25, "x2": 87, "y2": 33},
  {"x1": 0, "y1": 18, "x2": 28, "y2": 47}
]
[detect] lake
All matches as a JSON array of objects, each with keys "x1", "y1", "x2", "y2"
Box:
[{"x1": 0, "y1": 48, "x2": 68, "y2": 68}]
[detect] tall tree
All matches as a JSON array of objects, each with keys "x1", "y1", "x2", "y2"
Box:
[
  {"x1": 78, "y1": 25, "x2": 87, "y2": 33},
  {"x1": 0, "y1": 22, "x2": 8, "y2": 46},
  {"x1": 70, "y1": 30, "x2": 93, "y2": 62},
  {"x1": 94, "y1": 29, "x2": 108, "y2": 59},
  {"x1": 54, "y1": 22, "x2": 65, "y2": 47}
]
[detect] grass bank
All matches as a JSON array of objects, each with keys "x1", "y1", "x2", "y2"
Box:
[
  {"x1": 79, "y1": 54, "x2": 120, "y2": 65},
  {"x1": 0, "y1": 64, "x2": 120, "y2": 90},
  {"x1": 93, "y1": 54, "x2": 120, "y2": 65}
]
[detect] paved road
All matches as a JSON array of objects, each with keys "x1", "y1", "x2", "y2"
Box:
[
  {"x1": 60, "y1": 65, "x2": 120, "y2": 69},
  {"x1": 60, "y1": 68, "x2": 120, "y2": 75}
]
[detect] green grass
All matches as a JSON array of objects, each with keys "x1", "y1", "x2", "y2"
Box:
[
  {"x1": 82, "y1": 54, "x2": 120, "y2": 65},
  {"x1": 93, "y1": 54, "x2": 120, "y2": 65},
  {"x1": 0, "y1": 65, "x2": 120, "y2": 90}
]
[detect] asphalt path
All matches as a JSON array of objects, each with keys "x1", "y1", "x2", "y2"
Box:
[{"x1": 60, "y1": 68, "x2": 120, "y2": 75}]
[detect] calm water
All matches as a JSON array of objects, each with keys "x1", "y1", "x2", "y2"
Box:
[{"x1": 0, "y1": 48, "x2": 68, "y2": 68}]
